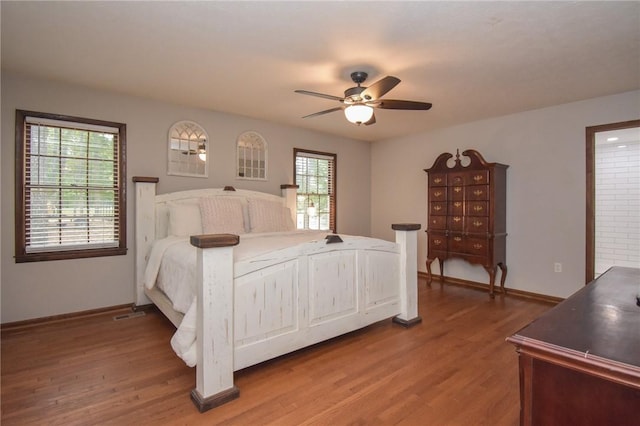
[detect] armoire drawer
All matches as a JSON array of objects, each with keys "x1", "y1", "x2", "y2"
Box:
[
  {"x1": 428, "y1": 215, "x2": 447, "y2": 230},
  {"x1": 464, "y1": 238, "x2": 489, "y2": 257},
  {"x1": 430, "y1": 173, "x2": 447, "y2": 187},
  {"x1": 466, "y1": 170, "x2": 489, "y2": 185},
  {"x1": 465, "y1": 217, "x2": 489, "y2": 233},
  {"x1": 449, "y1": 185, "x2": 464, "y2": 200},
  {"x1": 448, "y1": 215, "x2": 464, "y2": 232},
  {"x1": 449, "y1": 201, "x2": 464, "y2": 215},
  {"x1": 430, "y1": 202, "x2": 447, "y2": 215},
  {"x1": 429, "y1": 187, "x2": 447, "y2": 201},
  {"x1": 465, "y1": 185, "x2": 489, "y2": 201},
  {"x1": 427, "y1": 234, "x2": 448, "y2": 251},
  {"x1": 466, "y1": 201, "x2": 488, "y2": 216}
]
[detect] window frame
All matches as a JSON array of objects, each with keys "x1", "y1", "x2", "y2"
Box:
[
  {"x1": 14, "y1": 110, "x2": 127, "y2": 263},
  {"x1": 167, "y1": 120, "x2": 209, "y2": 178},
  {"x1": 236, "y1": 131, "x2": 268, "y2": 180},
  {"x1": 293, "y1": 148, "x2": 337, "y2": 232}
]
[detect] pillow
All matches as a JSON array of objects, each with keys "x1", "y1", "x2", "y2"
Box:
[
  {"x1": 167, "y1": 202, "x2": 203, "y2": 237},
  {"x1": 199, "y1": 197, "x2": 246, "y2": 235},
  {"x1": 248, "y1": 198, "x2": 295, "y2": 233}
]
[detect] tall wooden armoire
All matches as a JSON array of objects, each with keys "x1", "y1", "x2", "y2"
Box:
[{"x1": 424, "y1": 149, "x2": 508, "y2": 297}]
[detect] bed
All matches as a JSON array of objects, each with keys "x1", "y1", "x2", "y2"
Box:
[{"x1": 133, "y1": 177, "x2": 422, "y2": 412}]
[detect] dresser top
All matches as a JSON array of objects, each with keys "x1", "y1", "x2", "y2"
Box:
[{"x1": 509, "y1": 267, "x2": 640, "y2": 370}]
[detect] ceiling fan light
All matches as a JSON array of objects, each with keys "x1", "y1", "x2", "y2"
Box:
[
  {"x1": 198, "y1": 147, "x2": 206, "y2": 161},
  {"x1": 344, "y1": 105, "x2": 373, "y2": 125}
]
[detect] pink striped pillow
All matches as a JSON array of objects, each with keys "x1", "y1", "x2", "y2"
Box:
[
  {"x1": 199, "y1": 197, "x2": 246, "y2": 235},
  {"x1": 248, "y1": 198, "x2": 295, "y2": 233}
]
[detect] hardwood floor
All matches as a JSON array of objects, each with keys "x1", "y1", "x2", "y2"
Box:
[{"x1": 1, "y1": 279, "x2": 552, "y2": 425}]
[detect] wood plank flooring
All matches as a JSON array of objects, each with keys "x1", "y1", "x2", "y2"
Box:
[{"x1": 1, "y1": 280, "x2": 553, "y2": 425}]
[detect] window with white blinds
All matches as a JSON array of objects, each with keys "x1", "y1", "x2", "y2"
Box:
[
  {"x1": 15, "y1": 110, "x2": 127, "y2": 262},
  {"x1": 294, "y1": 149, "x2": 336, "y2": 232}
]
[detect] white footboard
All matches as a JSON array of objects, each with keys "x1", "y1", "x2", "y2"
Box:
[{"x1": 189, "y1": 225, "x2": 421, "y2": 412}]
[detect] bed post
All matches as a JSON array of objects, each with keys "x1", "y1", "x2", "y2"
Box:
[
  {"x1": 189, "y1": 234, "x2": 241, "y2": 412},
  {"x1": 133, "y1": 176, "x2": 159, "y2": 306},
  {"x1": 280, "y1": 184, "x2": 299, "y2": 224},
  {"x1": 391, "y1": 223, "x2": 423, "y2": 327}
]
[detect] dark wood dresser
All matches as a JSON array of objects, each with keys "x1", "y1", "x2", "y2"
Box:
[
  {"x1": 507, "y1": 267, "x2": 640, "y2": 426},
  {"x1": 424, "y1": 149, "x2": 508, "y2": 297}
]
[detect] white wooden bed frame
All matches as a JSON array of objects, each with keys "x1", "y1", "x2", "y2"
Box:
[{"x1": 133, "y1": 177, "x2": 421, "y2": 412}]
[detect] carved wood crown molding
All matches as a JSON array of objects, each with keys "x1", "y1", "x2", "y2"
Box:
[{"x1": 424, "y1": 149, "x2": 508, "y2": 172}]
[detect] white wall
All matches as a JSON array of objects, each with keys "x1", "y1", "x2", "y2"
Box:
[
  {"x1": 371, "y1": 90, "x2": 640, "y2": 298},
  {"x1": 1, "y1": 72, "x2": 372, "y2": 322}
]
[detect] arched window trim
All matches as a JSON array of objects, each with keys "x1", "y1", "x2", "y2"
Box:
[
  {"x1": 236, "y1": 131, "x2": 268, "y2": 180},
  {"x1": 167, "y1": 120, "x2": 209, "y2": 178}
]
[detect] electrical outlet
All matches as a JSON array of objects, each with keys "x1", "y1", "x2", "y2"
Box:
[{"x1": 554, "y1": 262, "x2": 562, "y2": 273}]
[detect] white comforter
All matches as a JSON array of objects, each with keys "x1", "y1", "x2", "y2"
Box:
[{"x1": 144, "y1": 231, "x2": 328, "y2": 366}]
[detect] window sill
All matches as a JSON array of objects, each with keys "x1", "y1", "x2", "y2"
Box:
[{"x1": 15, "y1": 247, "x2": 127, "y2": 263}]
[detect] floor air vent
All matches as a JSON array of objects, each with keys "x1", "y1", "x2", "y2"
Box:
[{"x1": 113, "y1": 311, "x2": 146, "y2": 321}]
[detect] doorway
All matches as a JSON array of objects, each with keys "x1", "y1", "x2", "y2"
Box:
[{"x1": 585, "y1": 119, "x2": 640, "y2": 283}]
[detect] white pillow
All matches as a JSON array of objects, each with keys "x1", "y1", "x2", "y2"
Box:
[
  {"x1": 199, "y1": 197, "x2": 246, "y2": 235},
  {"x1": 168, "y1": 202, "x2": 203, "y2": 237},
  {"x1": 248, "y1": 198, "x2": 295, "y2": 233}
]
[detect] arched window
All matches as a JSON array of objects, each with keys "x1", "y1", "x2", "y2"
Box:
[
  {"x1": 168, "y1": 121, "x2": 209, "y2": 178},
  {"x1": 237, "y1": 131, "x2": 267, "y2": 180}
]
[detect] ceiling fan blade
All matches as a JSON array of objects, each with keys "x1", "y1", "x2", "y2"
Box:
[
  {"x1": 360, "y1": 76, "x2": 400, "y2": 101},
  {"x1": 371, "y1": 99, "x2": 433, "y2": 110},
  {"x1": 364, "y1": 113, "x2": 376, "y2": 126},
  {"x1": 295, "y1": 90, "x2": 344, "y2": 102},
  {"x1": 302, "y1": 106, "x2": 344, "y2": 119}
]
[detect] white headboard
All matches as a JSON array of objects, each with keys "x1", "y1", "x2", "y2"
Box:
[
  {"x1": 154, "y1": 187, "x2": 293, "y2": 239},
  {"x1": 132, "y1": 177, "x2": 298, "y2": 305}
]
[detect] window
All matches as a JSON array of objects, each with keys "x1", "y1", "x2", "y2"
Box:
[
  {"x1": 168, "y1": 121, "x2": 208, "y2": 178},
  {"x1": 294, "y1": 149, "x2": 336, "y2": 231},
  {"x1": 15, "y1": 110, "x2": 126, "y2": 262},
  {"x1": 237, "y1": 131, "x2": 267, "y2": 180}
]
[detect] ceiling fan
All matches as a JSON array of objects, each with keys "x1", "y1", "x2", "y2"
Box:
[
  {"x1": 295, "y1": 71, "x2": 432, "y2": 126},
  {"x1": 180, "y1": 142, "x2": 207, "y2": 161}
]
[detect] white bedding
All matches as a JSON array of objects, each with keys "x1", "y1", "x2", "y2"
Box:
[{"x1": 144, "y1": 230, "x2": 329, "y2": 366}]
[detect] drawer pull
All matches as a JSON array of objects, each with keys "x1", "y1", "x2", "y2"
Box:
[
  {"x1": 473, "y1": 243, "x2": 483, "y2": 250},
  {"x1": 434, "y1": 191, "x2": 443, "y2": 197},
  {"x1": 473, "y1": 220, "x2": 483, "y2": 227},
  {"x1": 474, "y1": 189, "x2": 484, "y2": 196},
  {"x1": 433, "y1": 239, "x2": 442, "y2": 245},
  {"x1": 473, "y1": 175, "x2": 484, "y2": 182},
  {"x1": 454, "y1": 202, "x2": 462, "y2": 207},
  {"x1": 453, "y1": 216, "x2": 461, "y2": 223},
  {"x1": 473, "y1": 205, "x2": 483, "y2": 212},
  {"x1": 434, "y1": 205, "x2": 442, "y2": 211},
  {"x1": 454, "y1": 237, "x2": 462, "y2": 242},
  {"x1": 454, "y1": 187, "x2": 462, "y2": 193},
  {"x1": 433, "y1": 178, "x2": 443, "y2": 184}
]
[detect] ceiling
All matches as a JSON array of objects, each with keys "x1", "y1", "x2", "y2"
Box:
[{"x1": 2, "y1": 1, "x2": 639, "y2": 142}]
